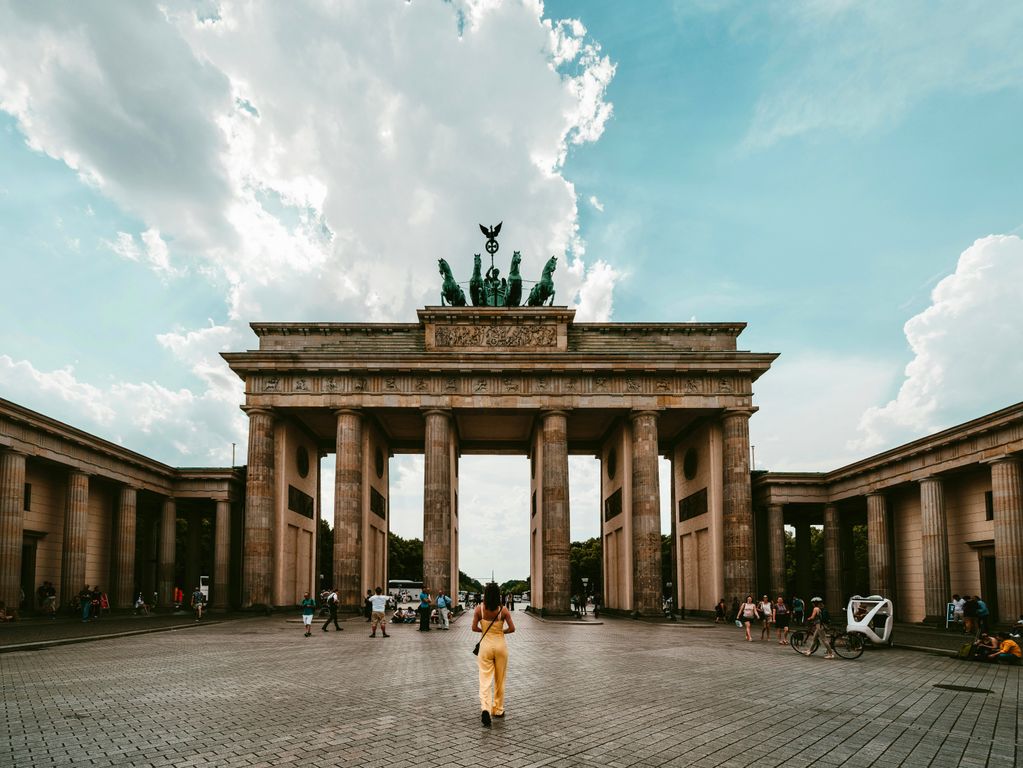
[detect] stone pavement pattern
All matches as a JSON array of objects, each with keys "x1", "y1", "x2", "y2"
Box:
[{"x1": 1, "y1": 615, "x2": 1019, "y2": 767}]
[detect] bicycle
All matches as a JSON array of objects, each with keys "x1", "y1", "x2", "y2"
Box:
[{"x1": 790, "y1": 627, "x2": 864, "y2": 660}]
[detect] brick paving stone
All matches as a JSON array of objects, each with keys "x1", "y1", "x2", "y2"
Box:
[{"x1": 0, "y1": 615, "x2": 1019, "y2": 767}]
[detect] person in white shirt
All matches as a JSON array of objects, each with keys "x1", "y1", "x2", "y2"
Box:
[
  {"x1": 369, "y1": 587, "x2": 391, "y2": 638},
  {"x1": 952, "y1": 594, "x2": 966, "y2": 628},
  {"x1": 436, "y1": 590, "x2": 452, "y2": 630}
]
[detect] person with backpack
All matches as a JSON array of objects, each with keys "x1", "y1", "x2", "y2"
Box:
[
  {"x1": 803, "y1": 597, "x2": 835, "y2": 659},
  {"x1": 976, "y1": 596, "x2": 990, "y2": 634},
  {"x1": 321, "y1": 587, "x2": 342, "y2": 632},
  {"x1": 190, "y1": 586, "x2": 206, "y2": 621}
]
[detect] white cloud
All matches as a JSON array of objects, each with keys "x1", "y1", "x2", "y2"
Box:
[
  {"x1": 733, "y1": 1, "x2": 1023, "y2": 147},
  {"x1": 104, "y1": 228, "x2": 181, "y2": 278},
  {"x1": 853, "y1": 235, "x2": 1023, "y2": 452},
  {"x1": 751, "y1": 353, "x2": 897, "y2": 471}
]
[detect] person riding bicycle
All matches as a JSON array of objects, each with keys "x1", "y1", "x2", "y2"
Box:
[{"x1": 804, "y1": 597, "x2": 835, "y2": 660}]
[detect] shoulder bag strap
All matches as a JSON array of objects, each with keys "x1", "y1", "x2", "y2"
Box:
[{"x1": 478, "y1": 605, "x2": 502, "y2": 642}]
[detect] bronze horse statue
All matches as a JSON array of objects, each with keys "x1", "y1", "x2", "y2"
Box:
[
  {"x1": 469, "y1": 254, "x2": 483, "y2": 306},
  {"x1": 507, "y1": 251, "x2": 523, "y2": 307},
  {"x1": 438, "y1": 258, "x2": 467, "y2": 306},
  {"x1": 526, "y1": 255, "x2": 557, "y2": 306}
]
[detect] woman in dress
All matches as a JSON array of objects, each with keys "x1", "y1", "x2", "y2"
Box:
[
  {"x1": 737, "y1": 595, "x2": 759, "y2": 642},
  {"x1": 773, "y1": 596, "x2": 790, "y2": 645},
  {"x1": 472, "y1": 582, "x2": 515, "y2": 727}
]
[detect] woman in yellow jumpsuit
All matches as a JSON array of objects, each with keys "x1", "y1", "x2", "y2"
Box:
[{"x1": 472, "y1": 583, "x2": 515, "y2": 727}]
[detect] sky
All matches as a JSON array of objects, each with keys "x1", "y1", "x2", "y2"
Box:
[{"x1": 1, "y1": 1, "x2": 1022, "y2": 584}]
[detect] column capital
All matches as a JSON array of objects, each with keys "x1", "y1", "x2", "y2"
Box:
[
  {"x1": 242, "y1": 406, "x2": 275, "y2": 418},
  {"x1": 918, "y1": 475, "x2": 944, "y2": 485},
  {"x1": 629, "y1": 409, "x2": 660, "y2": 422},
  {"x1": 421, "y1": 407, "x2": 452, "y2": 419},
  {"x1": 335, "y1": 407, "x2": 362, "y2": 418},
  {"x1": 984, "y1": 454, "x2": 1022, "y2": 467},
  {"x1": 0, "y1": 448, "x2": 28, "y2": 459},
  {"x1": 541, "y1": 408, "x2": 570, "y2": 419},
  {"x1": 722, "y1": 407, "x2": 755, "y2": 420},
  {"x1": 865, "y1": 490, "x2": 886, "y2": 499}
]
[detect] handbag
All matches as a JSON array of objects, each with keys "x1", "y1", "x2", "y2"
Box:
[{"x1": 472, "y1": 606, "x2": 502, "y2": 656}]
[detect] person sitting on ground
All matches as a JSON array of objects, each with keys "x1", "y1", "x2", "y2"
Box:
[
  {"x1": 391, "y1": 607, "x2": 405, "y2": 624},
  {"x1": 989, "y1": 632, "x2": 1021, "y2": 664},
  {"x1": 0, "y1": 601, "x2": 13, "y2": 622},
  {"x1": 972, "y1": 633, "x2": 998, "y2": 660}
]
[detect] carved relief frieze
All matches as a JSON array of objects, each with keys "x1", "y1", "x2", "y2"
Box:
[{"x1": 434, "y1": 324, "x2": 557, "y2": 348}]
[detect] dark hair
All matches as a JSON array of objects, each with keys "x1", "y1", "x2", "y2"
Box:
[{"x1": 484, "y1": 583, "x2": 501, "y2": 611}]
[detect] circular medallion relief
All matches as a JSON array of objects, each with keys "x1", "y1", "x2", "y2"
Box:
[
  {"x1": 375, "y1": 447, "x2": 385, "y2": 479},
  {"x1": 607, "y1": 447, "x2": 617, "y2": 480},
  {"x1": 296, "y1": 446, "x2": 310, "y2": 478},
  {"x1": 683, "y1": 447, "x2": 698, "y2": 481}
]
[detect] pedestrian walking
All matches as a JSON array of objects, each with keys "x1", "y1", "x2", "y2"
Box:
[
  {"x1": 737, "y1": 595, "x2": 759, "y2": 641},
  {"x1": 190, "y1": 585, "x2": 206, "y2": 621},
  {"x1": 803, "y1": 597, "x2": 835, "y2": 659},
  {"x1": 321, "y1": 587, "x2": 342, "y2": 632},
  {"x1": 791, "y1": 595, "x2": 805, "y2": 625},
  {"x1": 301, "y1": 592, "x2": 316, "y2": 637},
  {"x1": 369, "y1": 587, "x2": 391, "y2": 638},
  {"x1": 758, "y1": 595, "x2": 773, "y2": 640},
  {"x1": 773, "y1": 596, "x2": 790, "y2": 644},
  {"x1": 473, "y1": 582, "x2": 515, "y2": 727}
]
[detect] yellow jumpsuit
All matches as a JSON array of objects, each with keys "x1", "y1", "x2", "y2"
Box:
[{"x1": 477, "y1": 611, "x2": 508, "y2": 715}]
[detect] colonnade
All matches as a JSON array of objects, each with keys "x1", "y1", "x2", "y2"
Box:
[
  {"x1": 0, "y1": 446, "x2": 233, "y2": 612},
  {"x1": 762, "y1": 456, "x2": 1023, "y2": 623}
]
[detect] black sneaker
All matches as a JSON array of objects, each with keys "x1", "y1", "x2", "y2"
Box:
[{"x1": 481, "y1": 711, "x2": 491, "y2": 727}]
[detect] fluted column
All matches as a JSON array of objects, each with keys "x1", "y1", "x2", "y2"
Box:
[
  {"x1": 423, "y1": 409, "x2": 454, "y2": 600},
  {"x1": 213, "y1": 500, "x2": 231, "y2": 610},
  {"x1": 113, "y1": 486, "x2": 137, "y2": 609},
  {"x1": 335, "y1": 409, "x2": 363, "y2": 608},
  {"x1": 767, "y1": 503, "x2": 786, "y2": 598},
  {"x1": 0, "y1": 451, "x2": 27, "y2": 609},
  {"x1": 823, "y1": 504, "x2": 842, "y2": 612},
  {"x1": 919, "y1": 477, "x2": 951, "y2": 623},
  {"x1": 722, "y1": 409, "x2": 755, "y2": 601},
  {"x1": 541, "y1": 410, "x2": 571, "y2": 613},
  {"x1": 60, "y1": 471, "x2": 90, "y2": 607},
  {"x1": 630, "y1": 411, "x2": 661, "y2": 615},
  {"x1": 991, "y1": 457, "x2": 1023, "y2": 624},
  {"x1": 243, "y1": 407, "x2": 275, "y2": 608},
  {"x1": 866, "y1": 492, "x2": 892, "y2": 598},
  {"x1": 158, "y1": 497, "x2": 176, "y2": 607}
]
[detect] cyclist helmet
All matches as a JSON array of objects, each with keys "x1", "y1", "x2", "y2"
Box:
[{"x1": 810, "y1": 596, "x2": 823, "y2": 603}]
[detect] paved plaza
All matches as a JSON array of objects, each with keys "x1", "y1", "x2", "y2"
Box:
[{"x1": 1, "y1": 614, "x2": 1019, "y2": 768}]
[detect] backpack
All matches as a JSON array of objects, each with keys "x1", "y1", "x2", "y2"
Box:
[
  {"x1": 956, "y1": 642, "x2": 975, "y2": 660},
  {"x1": 819, "y1": 607, "x2": 830, "y2": 625},
  {"x1": 327, "y1": 593, "x2": 338, "y2": 606}
]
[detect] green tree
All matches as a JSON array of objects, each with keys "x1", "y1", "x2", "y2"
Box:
[
  {"x1": 783, "y1": 526, "x2": 825, "y2": 598},
  {"x1": 460, "y1": 571, "x2": 483, "y2": 593},
  {"x1": 388, "y1": 532, "x2": 423, "y2": 581},
  {"x1": 570, "y1": 537, "x2": 602, "y2": 597}
]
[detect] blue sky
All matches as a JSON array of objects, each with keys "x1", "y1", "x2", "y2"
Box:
[{"x1": 1, "y1": 1, "x2": 1021, "y2": 582}]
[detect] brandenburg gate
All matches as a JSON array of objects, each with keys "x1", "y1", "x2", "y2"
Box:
[{"x1": 223, "y1": 309, "x2": 776, "y2": 616}]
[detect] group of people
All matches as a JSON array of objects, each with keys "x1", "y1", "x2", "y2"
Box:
[
  {"x1": 969, "y1": 631, "x2": 1021, "y2": 663},
  {"x1": 950, "y1": 594, "x2": 992, "y2": 634},
  {"x1": 76, "y1": 585, "x2": 109, "y2": 622},
  {"x1": 729, "y1": 594, "x2": 798, "y2": 644}
]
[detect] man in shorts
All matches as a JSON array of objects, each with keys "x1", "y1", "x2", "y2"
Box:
[
  {"x1": 369, "y1": 587, "x2": 391, "y2": 638},
  {"x1": 301, "y1": 592, "x2": 316, "y2": 637},
  {"x1": 190, "y1": 586, "x2": 206, "y2": 621}
]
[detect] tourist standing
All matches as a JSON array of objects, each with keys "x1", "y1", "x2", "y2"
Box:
[
  {"x1": 715, "y1": 599, "x2": 726, "y2": 623},
  {"x1": 321, "y1": 587, "x2": 342, "y2": 632},
  {"x1": 758, "y1": 595, "x2": 773, "y2": 640},
  {"x1": 773, "y1": 596, "x2": 790, "y2": 645},
  {"x1": 791, "y1": 596, "x2": 805, "y2": 625},
  {"x1": 963, "y1": 595, "x2": 979, "y2": 635},
  {"x1": 951, "y1": 593, "x2": 965, "y2": 628},
  {"x1": 301, "y1": 592, "x2": 316, "y2": 637},
  {"x1": 363, "y1": 590, "x2": 373, "y2": 622},
  {"x1": 78, "y1": 585, "x2": 92, "y2": 622},
  {"x1": 976, "y1": 596, "x2": 990, "y2": 634},
  {"x1": 436, "y1": 590, "x2": 452, "y2": 630},
  {"x1": 737, "y1": 595, "x2": 759, "y2": 642},
  {"x1": 473, "y1": 582, "x2": 515, "y2": 727},
  {"x1": 418, "y1": 587, "x2": 432, "y2": 631},
  {"x1": 369, "y1": 587, "x2": 391, "y2": 638}
]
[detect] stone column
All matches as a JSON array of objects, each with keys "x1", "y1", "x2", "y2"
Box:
[
  {"x1": 722, "y1": 409, "x2": 755, "y2": 602},
  {"x1": 158, "y1": 497, "x2": 176, "y2": 608},
  {"x1": 823, "y1": 504, "x2": 842, "y2": 612},
  {"x1": 866, "y1": 492, "x2": 893, "y2": 598},
  {"x1": 113, "y1": 486, "x2": 137, "y2": 609},
  {"x1": 0, "y1": 451, "x2": 27, "y2": 609},
  {"x1": 334, "y1": 409, "x2": 363, "y2": 608},
  {"x1": 423, "y1": 409, "x2": 454, "y2": 600},
  {"x1": 630, "y1": 411, "x2": 661, "y2": 615},
  {"x1": 541, "y1": 410, "x2": 571, "y2": 613},
  {"x1": 243, "y1": 407, "x2": 275, "y2": 608},
  {"x1": 919, "y1": 477, "x2": 951, "y2": 623},
  {"x1": 767, "y1": 504, "x2": 785, "y2": 598},
  {"x1": 213, "y1": 500, "x2": 231, "y2": 610},
  {"x1": 60, "y1": 471, "x2": 90, "y2": 607},
  {"x1": 795, "y1": 520, "x2": 811, "y2": 600},
  {"x1": 991, "y1": 457, "x2": 1023, "y2": 624}
]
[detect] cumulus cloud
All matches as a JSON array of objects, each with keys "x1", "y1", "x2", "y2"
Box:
[
  {"x1": 722, "y1": 1, "x2": 1023, "y2": 148},
  {"x1": 104, "y1": 228, "x2": 181, "y2": 278},
  {"x1": 852, "y1": 235, "x2": 1023, "y2": 452}
]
